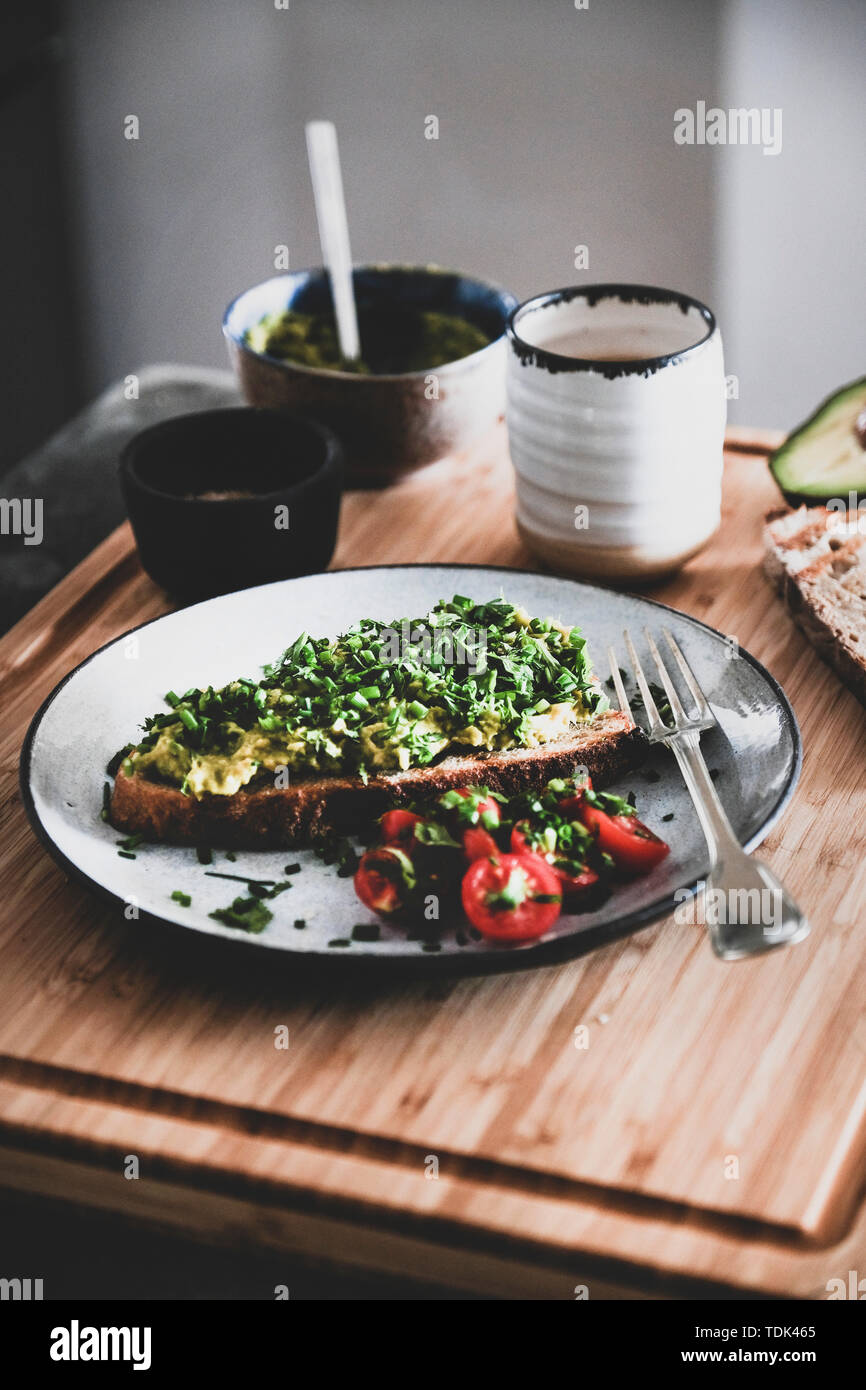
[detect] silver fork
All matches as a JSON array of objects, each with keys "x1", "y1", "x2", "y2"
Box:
[{"x1": 610, "y1": 628, "x2": 810, "y2": 961}]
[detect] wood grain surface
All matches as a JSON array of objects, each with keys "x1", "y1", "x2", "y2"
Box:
[{"x1": 1, "y1": 423, "x2": 865, "y2": 1299}]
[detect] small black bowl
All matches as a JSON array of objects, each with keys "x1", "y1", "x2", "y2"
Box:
[{"x1": 120, "y1": 408, "x2": 343, "y2": 599}]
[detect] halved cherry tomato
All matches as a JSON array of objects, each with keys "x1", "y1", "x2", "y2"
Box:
[
  {"x1": 511, "y1": 820, "x2": 600, "y2": 906},
  {"x1": 379, "y1": 809, "x2": 425, "y2": 847},
  {"x1": 557, "y1": 772, "x2": 593, "y2": 818},
  {"x1": 354, "y1": 846, "x2": 416, "y2": 917},
  {"x1": 511, "y1": 819, "x2": 555, "y2": 857},
  {"x1": 462, "y1": 825, "x2": 500, "y2": 862},
  {"x1": 461, "y1": 853, "x2": 561, "y2": 941},
  {"x1": 510, "y1": 820, "x2": 532, "y2": 856},
  {"x1": 578, "y1": 804, "x2": 669, "y2": 876},
  {"x1": 550, "y1": 860, "x2": 602, "y2": 906}
]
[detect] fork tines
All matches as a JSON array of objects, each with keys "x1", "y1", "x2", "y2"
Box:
[{"x1": 608, "y1": 628, "x2": 715, "y2": 738}]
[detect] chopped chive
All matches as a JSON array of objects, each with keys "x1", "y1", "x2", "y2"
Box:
[
  {"x1": 225, "y1": 851, "x2": 237, "y2": 862},
  {"x1": 328, "y1": 938, "x2": 351, "y2": 948},
  {"x1": 204, "y1": 871, "x2": 275, "y2": 887},
  {"x1": 662, "y1": 812, "x2": 674, "y2": 822},
  {"x1": 106, "y1": 744, "x2": 134, "y2": 777},
  {"x1": 283, "y1": 863, "x2": 301, "y2": 875},
  {"x1": 171, "y1": 890, "x2": 192, "y2": 907},
  {"x1": 351, "y1": 922, "x2": 380, "y2": 942},
  {"x1": 293, "y1": 918, "x2": 307, "y2": 930},
  {"x1": 196, "y1": 846, "x2": 213, "y2": 865},
  {"x1": 116, "y1": 834, "x2": 144, "y2": 851},
  {"x1": 124, "y1": 596, "x2": 608, "y2": 789},
  {"x1": 100, "y1": 781, "x2": 111, "y2": 822},
  {"x1": 117, "y1": 849, "x2": 136, "y2": 860}
]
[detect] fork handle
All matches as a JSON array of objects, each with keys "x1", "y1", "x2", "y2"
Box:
[{"x1": 667, "y1": 731, "x2": 810, "y2": 960}]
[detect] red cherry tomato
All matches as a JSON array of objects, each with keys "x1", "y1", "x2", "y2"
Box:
[
  {"x1": 461, "y1": 853, "x2": 561, "y2": 941},
  {"x1": 354, "y1": 846, "x2": 416, "y2": 917},
  {"x1": 510, "y1": 820, "x2": 536, "y2": 856},
  {"x1": 510, "y1": 820, "x2": 600, "y2": 906},
  {"x1": 578, "y1": 804, "x2": 669, "y2": 876},
  {"x1": 462, "y1": 825, "x2": 500, "y2": 861},
  {"x1": 551, "y1": 861, "x2": 602, "y2": 905},
  {"x1": 557, "y1": 774, "x2": 593, "y2": 817},
  {"x1": 379, "y1": 809, "x2": 425, "y2": 847}
]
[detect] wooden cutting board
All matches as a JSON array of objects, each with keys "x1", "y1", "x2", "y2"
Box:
[{"x1": 2, "y1": 424, "x2": 865, "y2": 1300}]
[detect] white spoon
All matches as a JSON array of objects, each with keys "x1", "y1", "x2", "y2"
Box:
[{"x1": 305, "y1": 120, "x2": 361, "y2": 364}]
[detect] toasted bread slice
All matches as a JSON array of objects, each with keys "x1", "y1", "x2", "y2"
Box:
[
  {"x1": 763, "y1": 505, "x2": 866, "y2": 707},
  {"x1": 111, "y1": 709, "x2": 644, "y2": 848}
]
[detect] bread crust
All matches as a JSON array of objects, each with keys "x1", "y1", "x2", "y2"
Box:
[
  {"x1": 763, "y1": 506, "x2": 866, "y2": 708},
  {"x1": 110, "y1": 709, "x2": 645, "y2": 848}
]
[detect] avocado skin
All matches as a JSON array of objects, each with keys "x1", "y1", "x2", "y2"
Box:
[{"x1": 769, "y1": 375, "x2": 866, "y2": 506}]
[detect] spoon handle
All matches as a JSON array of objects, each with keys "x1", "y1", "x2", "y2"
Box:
[{"x1": 306, "y1": 120, "x2": 361, "y2": 361}]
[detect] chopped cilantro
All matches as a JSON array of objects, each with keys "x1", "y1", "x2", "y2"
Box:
[{"x1": 209, "y1": 895, "x2": 273, "y2": 934}]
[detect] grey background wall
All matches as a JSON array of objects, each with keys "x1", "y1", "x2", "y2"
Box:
[
  {"x1": 717, "y1": 0, "x2": 864, "y2": 426},
  {"x1": 57, "y1": 0, "x2": 863, "y2": 433}
]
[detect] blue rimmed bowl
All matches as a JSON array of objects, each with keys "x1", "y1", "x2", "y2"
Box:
[{"x1": 223, "y1": 264, "x2": 517, "y2": 486}]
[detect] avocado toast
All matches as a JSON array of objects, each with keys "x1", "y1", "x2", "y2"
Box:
[{"x1": 110, "y1": 596, "x2": 644, "y2": 847}]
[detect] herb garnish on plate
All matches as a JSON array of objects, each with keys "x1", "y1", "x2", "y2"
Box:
[{"x1": 123, "y1": 597, "x2": 608, "y2": 796}]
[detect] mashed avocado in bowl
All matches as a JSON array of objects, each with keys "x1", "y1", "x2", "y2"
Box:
[
  {"x1": 246, "y1": 306, "x2": 491, "y2": 375},
  {"x1": 223, "y1": 264, "x2": 518, "y2": 484}
]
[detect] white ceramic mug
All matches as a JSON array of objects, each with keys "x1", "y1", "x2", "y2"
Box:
[{"x1": 506, "y1": 284, "x2": 726, "y2": 581}]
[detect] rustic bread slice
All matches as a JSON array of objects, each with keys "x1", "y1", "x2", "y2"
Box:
[
  {"x1": 111, "y1": 709, "x2": 645, "y2": 848},
  {"x1": 763, "y1": 505, "x2": 866, "y2": 707}
]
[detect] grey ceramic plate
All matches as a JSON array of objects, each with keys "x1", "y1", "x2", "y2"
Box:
[{"x1": 21, "y1": 565, "x2": 801, "y2": 973}]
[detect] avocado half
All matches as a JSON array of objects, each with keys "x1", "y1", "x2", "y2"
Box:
[{"x1": 769, "y1": 376, "x2": 866, "y2": 505}]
